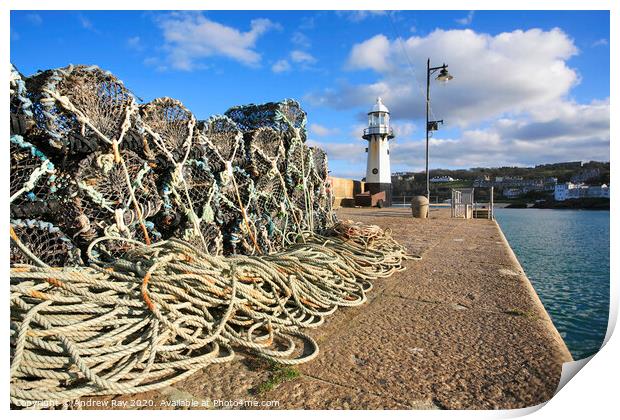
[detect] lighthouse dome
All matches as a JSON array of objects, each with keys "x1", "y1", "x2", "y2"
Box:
[{"x1": 369, "y1": 97, "x2": 389, "y2": 114}]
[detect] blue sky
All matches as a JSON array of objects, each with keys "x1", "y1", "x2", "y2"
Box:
[{"x1": 10, "y1": 10, "x2": 610, "y2": 178}]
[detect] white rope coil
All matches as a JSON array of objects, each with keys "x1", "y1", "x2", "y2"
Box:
[{"x1": 10, "y1": 220, "x2": 409, "y2": 408}]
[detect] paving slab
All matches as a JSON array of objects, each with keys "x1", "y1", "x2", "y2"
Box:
[
  {"x1": 263, "y1": 376, "x2": 421, "y2": 409},
  {"x1": 296, "y1": 296, "x2": 567, "y2": 409}
]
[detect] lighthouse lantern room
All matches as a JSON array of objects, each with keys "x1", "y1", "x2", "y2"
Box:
[{"x1": 363, "y1": 97, "x2": 394, "y2": 206}]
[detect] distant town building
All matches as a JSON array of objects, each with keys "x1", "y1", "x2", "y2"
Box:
[
  {"x1": 393, "y1": 171, "x2": 415, "y2": 181},
  {"x1": 571, "y1": 168, "x2": 601, "y2": 183},
  {"x1": 503, "y1": 188, "x2": 522, "y2": 199},
  {"x1": 476, "y1": 176, "x2": 558, "y2": 196},
  {"x1": 430, "y1": 176, "x2": 455, "y2": 183},
  {"x1": 554, "y1": 182, "x2": 610, "y2": 201}
]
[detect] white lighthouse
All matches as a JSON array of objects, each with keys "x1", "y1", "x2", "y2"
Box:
[{"x1": 363, "y1": 97, "x2": 394, "y2": 206}]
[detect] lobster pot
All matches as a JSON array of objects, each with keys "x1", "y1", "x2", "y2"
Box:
[
  {"x1": 10, "y1": 65, "x2": 35, "y2": 136},
  {"x1": 26, "y1": 65, "x2": 138, "y2": 157},
  {"x1": 10, "y1": 63, "x2": 334, "y2": 261},
  {"x1": 10, "y1": 219, "x2": 82, "y2": 266},
  {"x1": 225, "y1": 98, "x2": 307, "y2": 148}
]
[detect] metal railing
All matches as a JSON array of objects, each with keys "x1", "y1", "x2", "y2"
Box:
[
  {"x1": 450, "y1": 187, "x2": 494, "y2": 219},
  {"x1": 362, "y1": 126, "x2": 394, "y2": 139}
]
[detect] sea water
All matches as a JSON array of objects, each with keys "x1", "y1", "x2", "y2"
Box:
[{"x1": 494, "y1": 208, "x2": 610, "y2": 360}]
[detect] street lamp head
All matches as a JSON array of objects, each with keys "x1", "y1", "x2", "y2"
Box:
[{"x1": 436, "y1": 67, "x2": 453, "y2": 83}]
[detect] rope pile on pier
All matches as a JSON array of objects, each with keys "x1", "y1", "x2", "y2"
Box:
[{"x1": 10, "y1": 63, "x2": 409, "y2": 408}]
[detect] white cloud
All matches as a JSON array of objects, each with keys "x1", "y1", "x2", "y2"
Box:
[
  {"x1": 338, "y1": 11, "x2": 387, "y2": 22},
  {"x1": 592, "y1": 38, "x2": 608, "y2": 47},
  {"x1": 25, "y1": 14, "x2": 42, "y2": 25},
  {"x1": 291, "y1": 50, "x2": 316, "y2": 64},
  {"x1": 273, "y1": 50, "x2": 318, "y2": 73},
  {"x1": 307, "y1": 139, "x2": 364, "y2": 164},
  {"x1": 392, "y1": 122, "x2": 417, "y2": 138},
  {"x1": 272, "y1": 59, "x2": 291, "y2": 73},
  {"x1": 346, "y1": 34, "x2": 391, "y2": 72},
  {"x1": 456, "y1": 11, "x2": 475, "y2": 26},
  {"x1": 292, "y1": 32, "x2": 311, "y2": 48},
  {"x1": 310, "y1": 28, "x2": 580, "y2": 126},
  {"x1": 299, "y1": 16, "x2": 316, "y2": 30},
  {"x1": 143, "y1": 56, "x2": 168, "y2": 72},
  {"x1": 349, "y1": 123, "x2": 367, "y2": 140},
  {"x1": 156, "y1": 12, "x2": 280, "y2": 70},
  {"x1": 309, "y1": 123, "x2": 340, "y2": 137},
  {"x1": 127, "y1": 36, "x2": 143, "y2": 51},
  {"x1": 388, "y1": 99, "x2": 609, "y2": 170},
  {"x1": 78, "y1": 15, "x2": 100, "y2": 33}
]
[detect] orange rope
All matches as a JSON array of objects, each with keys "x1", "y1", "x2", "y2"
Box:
[{"x1": 141, "y1": 271, "x2": 155, "y2": 311}]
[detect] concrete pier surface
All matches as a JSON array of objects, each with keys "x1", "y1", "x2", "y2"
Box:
[{"x1": 86, "y1": 207, "x2": 572, "y2": 410}]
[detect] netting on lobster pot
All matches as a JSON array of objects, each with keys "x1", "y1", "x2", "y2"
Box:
[
  {"x1": 26, "y1": 65, "x2": 138, "y2": 156},
  {"x1": 284, "y1": 136, "x2": 315, "y2": 231},
  {"x1": 159, "y1": 158, "x2": 223, "y2": 253},
  {"x1": 253, "y1": 175, "x2": 290, "y2": 252},
  {"x1": 225, "y1": 99, "x2": 307, "y2": 149},
  {"x1": 138, "y1": 97, "x2": 217, "y2": 250},
  {"x1": 225, "y1": 99, "x2": 306, "y2": 135},
  {"x1": 248, "y1": 126, "x2": 286, "y2": 176},
  {"x1": 217, "y1": 167, "x2": 260, "y2": 255},
  {"x1": 10, "y1": 219, "x2": 82, "y2": 266},
  {"x1": 198, "y1": 115, "x2": 246, "y2": 173},
  {"x1": 68, "y1": 149, "x2": 162, "y2": 247},
  {"x1": 10, "y1": 135, "x2": 57, "y2": 205},
  {"x1": 138, "y1": 97, "x2": 196, "y2": 165},
  {"x1": 307, "y1": 146, "x2": 335, "y2": 232},
  {"x1": 10, "y1": 64, "x2": 35, "y2": 136},
  {"x1": 180, "y1": 220, "x2": 224, "y2": 256},
  {"x1": 248, "y1": 127, "x2": 296, "y2": 250}
]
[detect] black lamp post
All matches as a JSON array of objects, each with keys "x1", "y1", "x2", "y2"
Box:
[{"x1": 425, "y1": 58, "x2": 453, "y2": 202}]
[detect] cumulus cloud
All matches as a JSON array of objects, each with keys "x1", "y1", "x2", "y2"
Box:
[
  {"x1": 127, "y1": 36, "x2": 143, "y2": 51},
  {"x1": 272, "y1": 59, "x2": 291, "y2": 73},
  {"x1": 392, "y1": 122, "x2": 417, "y2": 138},
  {"x1": 337, "y1": 11, "x2": 387, "y2": 22},
  {"x1": 291, "y1": 50, "x2": 316, "y2": 64},
  {"x1": 273, "y1": 50, "x2": 318, "y2": 73},
  {"x1": 456, "y1": 11, "x2": 475, "y2": 26},
  {"x1": 307, "y1": 139, "x2": 364, "y2": 164},
  {"x1": 78, "y1": 15, "x2": 100, "y2": 34},
  {"x1": 309, "y1": 123, "x2": 340, "y2": 137},
  {"x1": 156, "y1": 12, "x2": 280, "y2": 70},
  {"x1": 25, "y1": 13, "x2": 43, "y2": 25},
  {"x1": 388, "y1": 98, "x2": 610, "y2": 169},
  {"x1": 592, "y1": 38, "x2": 608, "y2": 47},
  {"x1": 309, "y1": 28, "x2": 580, "y2": 126},
  {"x1": 291, "y1": 32, "x2": 311, "y2": 48}
]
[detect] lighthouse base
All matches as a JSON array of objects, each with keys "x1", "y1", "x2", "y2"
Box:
[{"x1": 364, "y1": 183, "x2": 392, "y2": 207}]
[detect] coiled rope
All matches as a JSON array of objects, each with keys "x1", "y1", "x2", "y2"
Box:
[{"x1": 10, "y1": 220, "x2": 409, "y2": 409}]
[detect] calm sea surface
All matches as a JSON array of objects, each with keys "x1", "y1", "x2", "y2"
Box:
[{"x1": 494, "y1": 208, "x2": 610, "y2": 360}]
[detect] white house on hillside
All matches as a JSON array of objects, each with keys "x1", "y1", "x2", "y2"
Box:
[
  {"x1": 430, "y1": 176, "x2": 455, "y2": 183},
  {"x1": 554, "y1": 182, "x2": 609, "y2": 201}
]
